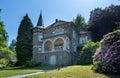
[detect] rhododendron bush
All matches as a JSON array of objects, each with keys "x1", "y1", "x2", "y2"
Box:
[{"x1": 92, "y1": 30, "x2": 120, "y2": 74}]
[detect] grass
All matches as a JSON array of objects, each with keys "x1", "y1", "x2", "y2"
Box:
[
  {"x1": 0, "y1": 66, "x2": 57, "y2": 77},
  {"x1": 26, "y1": 65, "x2": 120, "y2": 78}
]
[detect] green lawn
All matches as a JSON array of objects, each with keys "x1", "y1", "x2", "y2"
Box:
[
  {"x1": 26, "y1": 65, "x2": 120, "y2": 78},
  {"x1": 0, "y1": 66, "x2": 57, "y2": 77}
]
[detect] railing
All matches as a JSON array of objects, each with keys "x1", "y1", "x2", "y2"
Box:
[{"x1": 54, "y1": 46, "x2": 63, "y2": 50}]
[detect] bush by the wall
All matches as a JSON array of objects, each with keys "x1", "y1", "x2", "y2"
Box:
[
  {"x1": 77, "y1": 40, "x2": 99, "y2": 65},
  {"x1": 93, "y1": 30, "x2": 120, "y2": 74},
  {"x1": 24, "y1": 60, "x2": 41, "y2": 67}
]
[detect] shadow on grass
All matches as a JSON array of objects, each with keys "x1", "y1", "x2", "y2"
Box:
[
  {"x1": 94, "y1": 72, "x2": 120, "y2": 78},
  {"x1": 103, "y1": 73, "x2": 120, "y2": 78}
]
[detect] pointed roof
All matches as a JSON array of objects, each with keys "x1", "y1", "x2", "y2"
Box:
[{"x1": 37, "y1": 11, "x2": 44, "y2": 27}]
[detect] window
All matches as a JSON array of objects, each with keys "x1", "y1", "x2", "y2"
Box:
[
  {"x1": 80, "y1": 36, "x2": 88, "y2": 44},
  {"x1": 74, "y1": 46, "x2": 76, "y2": 52},
  {"x1": 66, "y1": 38, "x2": 70, "y2": 50},
  {"x1": 38, "y1": 47, "x2": 42, "y2": 52},
  {"x1": 38, "y1": 35, "x2": 42, "y2": 41},
  {"x1": 73, "y1": 30, "x2": 76, "y2": 38},
  {"x1": 45, "y1": 56, "x2": 47, "y2": 60},
  {"x1": 44, "y1": 40, "x2": 52, "y2": 51}
]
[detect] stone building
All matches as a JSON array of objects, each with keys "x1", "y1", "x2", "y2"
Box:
[{"x1": 32, "y1": 13, "x2": 91, "y2": 66}]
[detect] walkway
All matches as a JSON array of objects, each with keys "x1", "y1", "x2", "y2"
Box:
[
  {"x1": 6, "y1": 71, "x2": 45, "y2": 78},
  {"x1": 5, "y1": 69, "x2": 58, "y2": 78}
]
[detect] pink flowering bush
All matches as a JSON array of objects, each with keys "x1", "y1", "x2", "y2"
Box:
[{"x1": 92, "y1": 30, "x2": 120, "y2": 74}]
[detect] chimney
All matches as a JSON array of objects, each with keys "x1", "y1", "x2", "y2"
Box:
[{"x1": 55, "y1": 19, "x2": 58, "y2": 22}]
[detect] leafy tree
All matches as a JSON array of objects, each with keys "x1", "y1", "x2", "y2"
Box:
[
  {"x1": 77, "y1": 40, "x2": 99, "y2": 65},
  {"x1": 0, "y1": 9, "x2": 15, "y2": 67},
  {"x1": 73, "y1": 14, "x2": 87, "y2": 32},
  {"x1": 16, "y1": 14, "x2": 33, "y2": 66},
  {"x1": 88, "y1": 5, "x2": 120, "y2": 42}
]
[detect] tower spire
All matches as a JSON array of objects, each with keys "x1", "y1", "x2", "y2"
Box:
[{"x1": 37, "y1": 10, "x2": 44, "y2": 27}]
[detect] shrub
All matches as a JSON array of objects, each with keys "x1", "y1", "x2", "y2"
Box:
[
  {"x1": 24, "y1": 60, "x2": 41, "y2": 67},
  {"x1": 77, "y1": 40, "x2": 99, "y2": 65},
  {"x1": 93, "y1": 30, "x2": 120, "y2": 74},
  {"x1": 0, "y1": 58, "x2": 7, "y2": 69}
]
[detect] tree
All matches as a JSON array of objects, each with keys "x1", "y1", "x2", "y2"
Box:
[
  {"x1": 88, "y1": 5, "x2": 120, "y2": 42},
  {"x1": 16, "y1": 14, "x2": 33, "y2": 66},
  {"x1": 9, "y1": 39, "x2": 16, "y2": 52},
  {"x1": 0, "y1": 8, "x2": 8, "y2": 59},
  {"x1": 0, "y1": 9, "x2": 15, "y2": 67},
  {"x1": 73, "y1": 14, "x2": 87, "y2": 32},
  {"x1": 0, "y1": 9, "x2": 7, "y2": 48},
  {"x1": 93, "y1": 30, "x2": 120, "y2": 74},
  {"x1": 77, "y1": 41, "x2": 99, "y2": 65}
]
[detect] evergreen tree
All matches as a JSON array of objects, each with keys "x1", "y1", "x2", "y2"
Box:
[
  {"x1": 73, "y1": 14, "x2": 87, "y2": 32},
  {"x1": 0, "y1": 9, "x2": 8, "y2": 58},
  {"x1": 0, "y1": 9, "x2": 7, "y2": 48},
  {"x1": 9, "y1": 39, "x2": 16, "y2": 52},
  {"x1": 16, "y1": 14, "x2": 33, "y2": 66}
]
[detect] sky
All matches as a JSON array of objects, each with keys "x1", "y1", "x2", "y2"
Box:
[{"x1": 0, "y1": 0, "x2": 120, "y2": 45}]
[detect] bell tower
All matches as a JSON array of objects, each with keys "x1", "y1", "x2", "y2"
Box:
[
  {"x1": 37, "y1": 10, "x2": 44, "y2": 27},
  {"x1": 32, "y1": 11, "x2": 44, "y2": 61}
]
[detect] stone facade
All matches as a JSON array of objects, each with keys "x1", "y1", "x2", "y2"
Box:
[{"x1": 32, "y1": 14, "x2": 91, "y2": 66}]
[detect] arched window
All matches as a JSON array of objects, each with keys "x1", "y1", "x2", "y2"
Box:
[
  {"x1": 38, "y1": 35, "x2": 42, "y2": 41},
  {"x1": 44, "y1": 40, "x2": 52, "y2": 51},
  {"x1": 54, "y1": 38, "x2": 64, "y2": 50}
]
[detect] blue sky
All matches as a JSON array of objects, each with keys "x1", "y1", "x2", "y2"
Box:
[{"x1": 0, "y1": 0, "x2": 120, "y2": 45}]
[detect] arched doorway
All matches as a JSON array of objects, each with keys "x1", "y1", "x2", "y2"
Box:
[{"x1": 50, "y1": 55, "x2": 56, "y2": 65}]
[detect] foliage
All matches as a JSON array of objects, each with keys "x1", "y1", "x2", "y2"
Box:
[
  {"x1": 88, "y1": 5, "x2": 120, "y2": 42},
  {"x1": 24, "y1": 60, "x2": 41, "y2": 67},
  {"x1": 73, "y1": 14, "x2": 87, "y2": 32},
  {"x1": 26, "y1": 65, "x2": 120, "y2": 78},
  {"x1": 16, "y1": 14, "x2": 33, "y2": 66},
  {"x1": 77, "y1": 41, "x2": 99, "y2": 65},
  {"x1": 93, "y1": 30, "x2": 120, "y2": 74},
  {"x1": 0, "y1": 58, "x2": 7, "y2": 69},
  {"x1": 92, "y1": 62, "x2": 102, "y2": 73},
  {"x1": 0, "y1": 9, "x2": 15, "y2": 67},
  {"x1": 0, "y1": 47, "x2": 15, "y2": 61},
  {"x1": 9, "y1": 39, "x2": 16, "y2": 52},
  {"x1": 0, "y1": 11, "x2": 7, "y2": 47}
]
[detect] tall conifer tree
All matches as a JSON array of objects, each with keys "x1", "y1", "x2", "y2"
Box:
[
  {"x1": 16, "y1": 14, "x2": 33, "y2": 65},
  {"x1": 73, "y1": 14, "x2": 87, "y2": 32},
  {"x1": 0, "y1": 9, "x2": 7, "y2": 48}
]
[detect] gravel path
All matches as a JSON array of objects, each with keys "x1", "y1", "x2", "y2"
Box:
[
  {"x1": 5, "y1": 68, "x2": 58, "y2": 78},
  {"x1": 5, "y1": 71, "x2": 45, "y2": 78}
]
